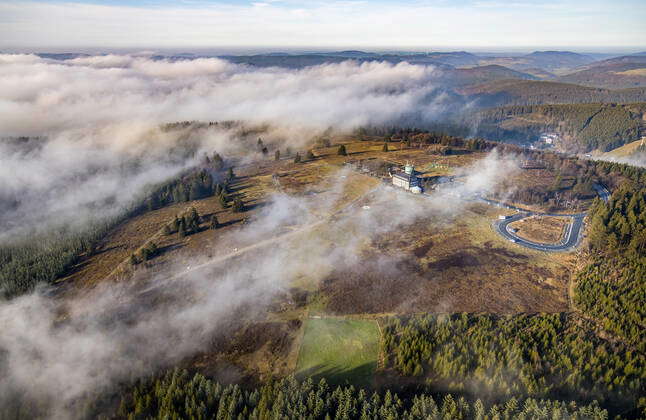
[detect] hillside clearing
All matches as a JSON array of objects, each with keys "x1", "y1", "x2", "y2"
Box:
[{"x1": 295, "y1": 318, "x2": 380, "y2": 387}]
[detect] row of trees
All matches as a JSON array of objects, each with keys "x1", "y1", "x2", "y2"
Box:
[
  {"x1": 145, "y1": 168, "x2": 230, "y2": 211},
  {"x1": 114, "y1": 369, "x2": 609, "y2": 420},
  {"x1": 382, "y1": 313, "x2": 644, "y2": 418}
]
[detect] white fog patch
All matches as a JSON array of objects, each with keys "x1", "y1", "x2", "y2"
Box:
[{"x1": 0, "y1": 54, "x2": 444, "y2": 136}]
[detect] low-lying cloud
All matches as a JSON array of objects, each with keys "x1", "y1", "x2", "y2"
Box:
[
  {"x1": 0, "y1": 53, "x2": 467, "y2": 243},
  {"x1": 0, "y1": 53, "x2": 452, "y2": 136}
]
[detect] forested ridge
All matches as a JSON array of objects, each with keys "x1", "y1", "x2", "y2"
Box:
[
  {"x1": 0, "y1": 153, "x2": 230, "y2": 298},
  {"x1": 473, "y1": 103, "x2": 646, "y2": 151},
  {"x1": 461, "y1": 80, "x2": 646, "y2": 107},
  {"x1": 574, "y1": 183, "x2": 646, "y2": 353},
  {"x1": 113, "y1": 370, "x2": 609, "y2": 420}
]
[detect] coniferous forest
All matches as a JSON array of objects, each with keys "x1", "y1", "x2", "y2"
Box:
[{"x1": 114, "y1": 370, "x2": 610, "y2": 420}]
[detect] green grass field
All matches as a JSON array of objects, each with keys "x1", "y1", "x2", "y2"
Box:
[{"x1": 295, "y1": 317, "x2": 380, "y2": 387}]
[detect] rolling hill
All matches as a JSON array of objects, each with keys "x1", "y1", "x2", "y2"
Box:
[
  {"x1": 460, "y1": 79, "x2": 646, "y2": 107},
  {"x1": 559, "y1": 55, "x2": 646, "y2": 89}
]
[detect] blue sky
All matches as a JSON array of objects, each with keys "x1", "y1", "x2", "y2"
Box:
[{"x1": 1, "y1": 0, "x2": 645, "y2": 51}]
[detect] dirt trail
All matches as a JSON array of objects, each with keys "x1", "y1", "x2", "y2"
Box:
[{"x1": 136, "y1": 185, "x2": 378, "y2": 296}]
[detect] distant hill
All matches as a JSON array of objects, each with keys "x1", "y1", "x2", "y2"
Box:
[
  {"x1": 316, "y1": 50, "x2": 377, "y2": 58},
  {"x1": 474, "y1": 50, "x2": 596, "y2": 75},
  {"x1": 218, "y1": 53, "x2": 451, "y2": 69},
  {"x1": 460, "y1": 79, "x2": 646, "y2": 107},
  {"x1": 35, "y1": 52, "x2": 90, "y2": 60},
  {"x1": 448, "y1": 65, "x2": 537, "y2": 86},
  {"x1": 521, "y1": 50, "x2": 595, "y2": 72},
  {"x1": 521, "y1": 67, "x2": 557, "y2": 80},
  {"x1": 559, "y1": 55, "x2": 646, "y2": 89},
  {"x1": 423, "y1": 51, "x2": 481, "y2": 67}
]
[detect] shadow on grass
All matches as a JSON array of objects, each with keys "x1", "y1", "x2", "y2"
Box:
[{"x1": 296, "y1": 362, "x2": 377, "y2": 388}]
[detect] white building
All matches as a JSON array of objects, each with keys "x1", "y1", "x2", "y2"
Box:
[{"x1": 392, "y1": 163, "x2": 421, "y2": 193}]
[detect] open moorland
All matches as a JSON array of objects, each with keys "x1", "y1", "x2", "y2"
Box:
[{"x1": 47, "y1": 139, "x2": 585, "y2": 384}]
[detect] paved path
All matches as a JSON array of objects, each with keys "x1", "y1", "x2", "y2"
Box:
[{"x1": 486, "y1": 183, "x2": 610, "y2": 252}]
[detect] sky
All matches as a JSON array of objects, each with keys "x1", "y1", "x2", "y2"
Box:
[{"x1": 0, "y1": 0, "x2": 645, "y2": 51}]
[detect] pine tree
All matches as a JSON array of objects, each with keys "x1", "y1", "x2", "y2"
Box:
[
  {"x1": 337, "y1": 145, "x2": 347, "y2": 156},
  {"x1": 212, "y1": 153, "x2": 224, "y2": 170},
  {"x1": 232, "y1": 198, "x2": 244, "y2": 213},
  {"x1": 219, "y1": 193, "x2": 228, "y2": 208}
]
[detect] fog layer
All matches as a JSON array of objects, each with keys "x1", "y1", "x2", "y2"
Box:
[{"x1": 0, "y1": 53, "x2": 464, "y2": 242}]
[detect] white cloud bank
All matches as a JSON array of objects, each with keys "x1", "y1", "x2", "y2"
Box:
[
  {"x1": 0, "y1": 53, "x2": 456, "y2": 241},
  {"x1": 0, "y1": 53, "x2": 445, "y2": 135}
]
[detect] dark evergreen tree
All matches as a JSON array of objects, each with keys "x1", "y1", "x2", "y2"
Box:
[{"x1": 232, "y1": 198, "x2": 244, "y2": 213}]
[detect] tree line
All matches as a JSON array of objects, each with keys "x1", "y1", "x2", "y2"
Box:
[{"x1": 112, "y1": 369, "x2": 609, "y2": 420}]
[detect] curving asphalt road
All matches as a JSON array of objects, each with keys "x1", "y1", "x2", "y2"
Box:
[
  {"x1": 493, "y1": 212, "x2": 585, "y2": 252},
  {"x1": 487, "y1": 183, "x2": 610, "y2": 252}
]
